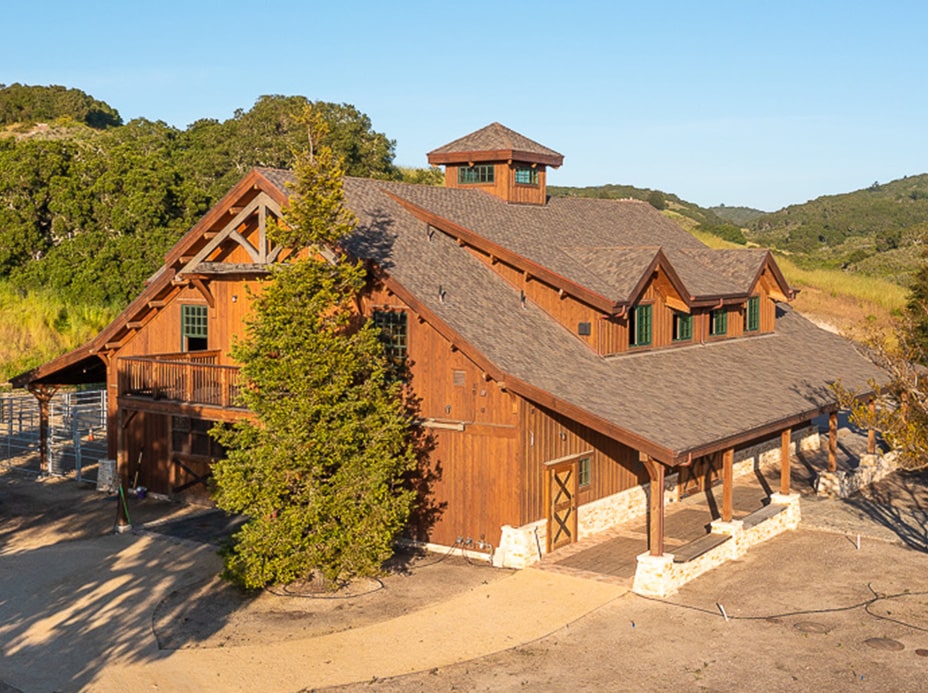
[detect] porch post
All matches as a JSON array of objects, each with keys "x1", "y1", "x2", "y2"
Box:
[
  {"x1": 721, "y1": 447, "x2": 734, "y2": 523},
  {"x1": 642, "y1": 456, "x2": 665, "y2": 557},
  {"x1": 867, "y1": 398, "x2": 877, "y2": 455},
  {"x1": 780, "y1": 428, "x2": 792, "y2": 495},
  {"x1": 828, "y1": 411, "x2": 838, "y2": 472},
  {"x1": 27, "y1": 384, "x2": 57, "y2": 474}
]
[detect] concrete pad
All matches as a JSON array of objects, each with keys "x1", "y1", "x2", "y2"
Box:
[{"x1": 92, "y1": 568, "x2": 626, "y2": 691}]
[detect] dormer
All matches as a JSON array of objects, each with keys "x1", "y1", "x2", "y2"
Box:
[{"x1": 427, "y1": 122, "x2": 564, "y2": 206}]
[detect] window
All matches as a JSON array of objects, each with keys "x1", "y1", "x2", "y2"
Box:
[
  {"x1": 745, "y1": 295, "x2": 760, "y2": 332},
  {"x1": 181, "y1": 304, "x2": 208, "y2": 351},
  {"x1": 373, "y1": 310, "x2": 408, "y2": 375},
  {"x1": 672, "y1": 312, "x2": 693, "y2": 342},
  {"x1": 629, "y1": 304, "x2": 652, "y2": 347},
  {"x1": 172, "y1": 417, "x2": 225, "y2": 459},
  {"x1": 578, "y1": 456, "x2": 591, "y2": 487},
  {"x1": 514, "y1": 167, "x2": 538, "y2": 185},
  {"x1": 710, "y1": 308, "x2": 728, "y2": 336},
  {"x1": 457, "y1": 164, "x2": 494, "y2": 184}
]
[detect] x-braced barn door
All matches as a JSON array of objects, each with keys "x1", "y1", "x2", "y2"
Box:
[{"x1": 546, "y1": 460, "x2": 578, "y2": 552}]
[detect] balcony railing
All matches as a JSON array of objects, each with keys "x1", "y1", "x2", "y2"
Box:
[{"x1": 118, "y1": 352, "x2": 245, "y2": 409}]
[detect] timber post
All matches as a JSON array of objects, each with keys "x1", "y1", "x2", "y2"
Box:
[
  {"x1": 641, "y1": 456, "x2": 666, "y2": 557},
  {"x1": 721, "y1": 447, "x2": 734, "y2": 523},
  {"x1": 27, "y1": 384, "x2": 58, "y2": 474},
  {"x1": 828, "y1": 411, "x2": 838, "y2": 473},
  {"x1": 867, "y1": 398, "x2": 876, "y2": 455},
  {"x1": 780, "y1": 427, "x2": 792, "y2": 495}
]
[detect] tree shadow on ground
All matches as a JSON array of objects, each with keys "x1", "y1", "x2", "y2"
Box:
[{"x1": 844, "y1": 469, "x2": 928, "y2": 552}]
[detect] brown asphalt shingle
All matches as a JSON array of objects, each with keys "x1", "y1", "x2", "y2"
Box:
[{"x1": 258, "y1": 169, "x2": 885, "y2": 458}]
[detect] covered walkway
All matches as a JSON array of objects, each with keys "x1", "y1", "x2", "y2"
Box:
[{"x1": 539, "y1": 424, "x2": 872, "y2": 586}]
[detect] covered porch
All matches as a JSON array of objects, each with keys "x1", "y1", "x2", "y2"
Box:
[{"x1": 539, "y1": 414, "x2": 883, "y2": 595}]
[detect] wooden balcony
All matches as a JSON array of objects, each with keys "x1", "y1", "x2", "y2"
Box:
[{"x1": 118, "y1": 351, "x2": 246, "y2": 411}]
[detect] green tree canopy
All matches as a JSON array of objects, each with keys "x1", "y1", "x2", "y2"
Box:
[
  {"x1": 210, "y1": 106, "x2": 417, "y2": 588},
  {"x1": 0, "y1": 83, "x2": 122, "y2": 128}
]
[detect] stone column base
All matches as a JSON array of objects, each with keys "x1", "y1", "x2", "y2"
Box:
[{"x1": 632, "y1": 552, "x2": 676, "y2": 598}]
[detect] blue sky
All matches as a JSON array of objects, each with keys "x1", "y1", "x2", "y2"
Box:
[{"x1": 3, "y1": 1, "x2": 926, "y2": 211}]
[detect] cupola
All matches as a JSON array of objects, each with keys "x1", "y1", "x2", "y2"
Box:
[{"x1": 427, "y1": 122, "x2": 564, "y2": 205}]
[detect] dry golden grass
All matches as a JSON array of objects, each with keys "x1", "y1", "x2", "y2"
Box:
[{"x1": 0, "y1": 282, "x2": 113, "y2": 383}]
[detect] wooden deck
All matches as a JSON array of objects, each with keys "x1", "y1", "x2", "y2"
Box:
[{"x1": 118, "y1": 352, "x2": 245, "y2": 410}]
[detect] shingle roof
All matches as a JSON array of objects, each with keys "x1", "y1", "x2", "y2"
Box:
[
  {"x1": 427, "y1": 123, "x2": 564, "y2": 167},
  {"x1": 258, "y1": 170, "x2": 885, "y2": 461}
]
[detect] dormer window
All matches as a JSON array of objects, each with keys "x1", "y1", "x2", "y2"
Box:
[
  {"x1": 458, "y1": 164, "x2": 494, "y2": 184},
  {"x1": 744, "y1": 296, "x2": 760, "y2": 332},
  {"x1": 629, "y1": 304, "x2": 652, "y2": 348},
  {"x1": 710, "y1": 308, "x2": 728, "y2": 337},
  {"x1": 515, "y1": 167, "x2": 538, "y2": 185}
]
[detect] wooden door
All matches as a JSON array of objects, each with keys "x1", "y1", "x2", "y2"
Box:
[{"x1": 546, "y1": 460, "x2": 578, "y2": 552}]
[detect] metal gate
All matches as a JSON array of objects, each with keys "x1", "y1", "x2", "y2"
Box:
[{"x1": 1, "y1": 389, "x2": 107, "y2": 482}]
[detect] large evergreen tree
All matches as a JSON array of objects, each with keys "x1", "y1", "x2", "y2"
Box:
[{"x1": 210, "y1": 106, "x2": 417, "y2": 589}]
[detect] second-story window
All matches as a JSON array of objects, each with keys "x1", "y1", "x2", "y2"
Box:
[
  {"x1": 629, "y1": 304, "x2": 652, "y2": 348},
  {"x1": 744, "y1": 295, "x2": 760, "y2": 332},
  {"x1": 373, "y1": 310, "x2": 408, "y2": 378},
  {"x1": 673, "y1": 312, "x2": 693, "y2": 342},
  {"x1": 181, "y1": 304, "x2": 208, "y2": 351},
  {"x1": 710, "y1": 308, "x2": 728, "y2": 337},
  {"x1": 514, "y1": 167, "x2": 538, "y2": 185},
  {"x1": 458, "y1": 164, "x2": 494, "y2": 184}
]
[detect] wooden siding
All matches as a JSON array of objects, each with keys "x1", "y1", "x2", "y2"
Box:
[
  {"x1": 519, "y1": 397, "x2": 646, "y2": 525},
  {"x1": 362, "y1": 284, "x2": 522, "y2": 547},
  {"x1": 466, "y1": 247, "x2": 608, "y2": 352},
  {"x1": 424, "y1": 424, "x2": 520, "y2": 546},
  {"x1": 443, "y1": 162, "x2": 547, "y2": 205}
]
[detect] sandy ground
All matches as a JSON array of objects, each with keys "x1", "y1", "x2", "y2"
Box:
[{"x1": 1, "y1": 465, "x2": 927, "y2": 692}]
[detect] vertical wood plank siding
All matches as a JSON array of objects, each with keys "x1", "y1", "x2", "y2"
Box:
[
  {"x1": 518, "y1": 398, "x2": 646, "y2": 524},
  {"x1": 362, "y1": 286, "x2": 522, "y2": 546},
  {"x1": 443, "y1": 163, "x2": 547, "y2": 205}
]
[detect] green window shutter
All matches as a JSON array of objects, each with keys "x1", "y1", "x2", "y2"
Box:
[
  {"x1": 711, "y1": 308, "x2": 727, "y2": 336},
  {"x1": 746, "y1": 296, "x2": 760, "y2": 332},
  {"x1": 631, "y1": 304, "x2": 652, "y2": 347},
  {"x1": 674, "y1": 312, "x2": 692, "y2": 341}
]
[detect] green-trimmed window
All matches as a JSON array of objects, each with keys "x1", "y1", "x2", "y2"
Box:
[
  {"x1": 673, "y1": 311, "x2": 693, "y2": 342},
  {"x1": 181, "y1": 304, "x2": 208, "y2": 351},
  {"x1": 710, "y1": 308, "x2": 728, "y2": 337},
  {"x1": 373, "y1": 310, "x2": 408, "y2": 375},
  {"x1": 514, "y1": 167, "x2": 538, "y2": 185},
  {"x1": 629, "y1": 304, "x2": 652, "y2": 347},
  {"x1": 578, "y1": 456, "x2": 591, "y2": 487},
  {"x1": 745, "y1": 295, "x2": 760, "y2": 332},
  {"x1": 458, "y1": 164, "x2": 494, "y2": 184}
]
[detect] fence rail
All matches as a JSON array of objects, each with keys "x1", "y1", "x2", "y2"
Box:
[{"x1": 1, "y1": 389, "x2": 108, "y2": 481}]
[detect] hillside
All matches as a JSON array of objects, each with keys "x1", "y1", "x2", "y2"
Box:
[
  {"x1": 710, "y1": 204, "x2": 766, "y2": 226},
  {"x1": 549, "y1": 184, "x2": 747, "y2": 244},
  {"x1": 746, "y1": 174, "x2": 928, "y2": 285}
]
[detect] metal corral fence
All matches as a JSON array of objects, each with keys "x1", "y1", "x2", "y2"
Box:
[{"x1": 1, "y1": 389, "x2": 108, "y2": 483}]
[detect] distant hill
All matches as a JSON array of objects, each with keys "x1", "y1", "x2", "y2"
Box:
[
  {"x1": 549, "y1": 184, "x2": 747, "y2": 245},
  {"x1": 746, "y1": 174, "x2": 928, "y2": 285},
  {"x1": 0, "y1": 83, "x2": 122, "y2": 129},
  {"x1": 711, "y1": 204, "x2": 766, "y2": 226}
]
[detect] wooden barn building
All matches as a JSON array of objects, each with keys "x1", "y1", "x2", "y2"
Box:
[{"x1": 12, "y1": 123, "x2": 885, "y2": 587}]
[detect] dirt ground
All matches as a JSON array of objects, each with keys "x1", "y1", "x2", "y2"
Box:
[
  {"x1": 0, "y1": 467, "x2": 510, "y2": 653},
  {"x1": 2, "y1": 464, "x2": 927, "y2": 692}
]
